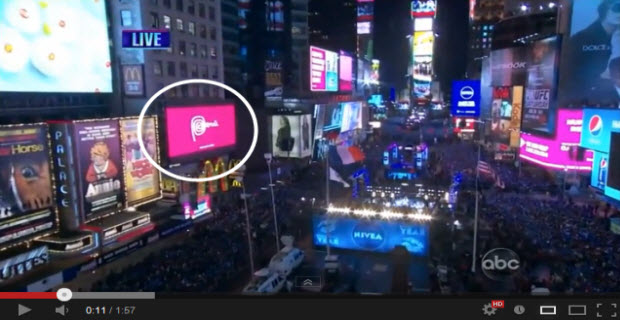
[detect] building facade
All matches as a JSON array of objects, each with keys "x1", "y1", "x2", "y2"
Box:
[{"x1": 110, "y1": 0, "x2": 226, "y2": 115}]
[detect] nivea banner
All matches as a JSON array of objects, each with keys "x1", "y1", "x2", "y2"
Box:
[{"x1": 312, "y1": 215, "x2": 429, "y2": 256}]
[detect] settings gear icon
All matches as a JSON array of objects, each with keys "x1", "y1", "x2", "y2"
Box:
[{"x1": 482, "y1": 303, "x2": 497, "y2": 316}]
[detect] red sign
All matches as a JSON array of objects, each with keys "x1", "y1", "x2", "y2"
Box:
[
  {"x1": 492, "y1": 300, "x2": 504, "y2": 309},
  {"x1": 493, "y1": 87, "x2": 510, "y2": 99}
]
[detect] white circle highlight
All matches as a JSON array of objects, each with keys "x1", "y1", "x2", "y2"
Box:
[
  {"x1": 137, "y1": 79, "x2": 258, "y2": 183},
  {"x1": 57, "y1": 288, "x2": 72, "y2": 302}
]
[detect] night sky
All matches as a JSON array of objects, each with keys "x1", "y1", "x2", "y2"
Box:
[{"x1": 374, "y1": 0, "x2": 469, "y2": 96}]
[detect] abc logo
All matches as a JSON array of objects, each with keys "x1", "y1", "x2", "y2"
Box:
[{"x1": 481, "y1": 248, "x2": 520, "y2": 281}]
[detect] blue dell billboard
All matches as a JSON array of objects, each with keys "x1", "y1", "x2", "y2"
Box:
[
  {"x1": 312, "y1": 215, "x2": 429, "y2": 256},
  {"x1": 451, "y1": 80, "x2": 481, "y2": 117}
]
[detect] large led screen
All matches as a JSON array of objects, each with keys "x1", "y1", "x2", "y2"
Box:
[
  {"x1": 522, "y1": 37, "x2": 560, "y2": 135},
  {"x1": 272, "y1": 114, "x2": 312, "y2": 158},
  {"x1": 313, "y1": 215, "x2": 429, "y2": 255},
  {"x1": 451, "y1": 80, "x2": 481, "y2": 117},
  {"x1": 413, "y1": 31, "x2": 434, "y2": 56},
  {"x1": 559, "y1": 0, "x2": 620, "y2": 106},
  {"x1": 310, "y1": 46, "x2": 338, "y2": 92},
  {"x1": 605, "y1": 132, "x2": 620, "y2": 200},
  {"x1": 490, "y1": 87, "x2": 512, "y2": 146},
  {"x1": 74, "y1": 120, "x2": 124, "y2": 219},
  {"x1": 0, "y1": 1, "x2": 112, "y2": 92},
  {"x1": 0, "y1": 125, "x2": 56, "y2": 246},
  {"x1": 339, "y1": 53, "x2": 353, "y2": 92},
  {"x1": 490, "y1": 47, "x2": 528, "y2": 86},
  {"x1": 120, "y1": 118, "x2": 161, "y2": 207},
  {"x1": 580, "y1": 109, "x2": 620, "y2": 153},
  {"x1": 340, "y1": 102, "x2": 363, "y2": 133},
  {"x1": 519, "y1": 110, "x2": 593, "y2": 171},
  {"x1": 591, "y1": 151, "x2": 608, "y2": 190},
  {"x1": 165, "y1": 105, "x2": 237, "y2": 160},
  {"x1": 411, "y1": 0, "x2": 436, "y2": 18}
]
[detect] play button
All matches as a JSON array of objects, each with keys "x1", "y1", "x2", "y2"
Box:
[{"x1": 18, "y1": 304, "x2": 31, "y2": 316}]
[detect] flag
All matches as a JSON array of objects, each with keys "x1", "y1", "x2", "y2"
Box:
[
  {"x1": 329, "y1": 167, "x2": 350, "y2": 188},
  {"x1": 478, "y1": 160, "x2": 505, "y2": 189},
  {"x1": 337, "y1": 146, "x2": 365, "y2": 165},
  {"x1": 477, "y1": 160, "x2": 493, "y2": 176}
]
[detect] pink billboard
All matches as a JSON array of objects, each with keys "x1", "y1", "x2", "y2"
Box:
[
  {"x1": 310, "y1": 46, "x2": 326, "y2": 91},
  {"x1": 165, "y1": 105, "x2": 236, "y2": 159},
  {"x1": 339, "y1": 53, "x2": 353, "y2": 91},
  {"x1": 519, "y1": 109, "x2": 593, "y2": 171}
]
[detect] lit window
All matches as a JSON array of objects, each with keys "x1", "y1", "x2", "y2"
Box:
[
  {"x1": 188, "y1": 21, "x2": 195, "y2": 35},
  {"x1": 190, "y1": 43, "x2": 197, "y2": 57},
  {"x1": 163, "y1": 15, "x2": 171, "y2": 29},
  {"x1": 176, "y1": 18, "x2": 184, "y2": 31},
  {"x1": 121, "y1": 10, "x2": 133, "y2": 27},
  {"x1": 179, "y1": 41, "x2": 186, "y2": 55}
]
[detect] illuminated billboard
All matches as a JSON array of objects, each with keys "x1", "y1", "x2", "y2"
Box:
[
  {"x1": 165, "y1": 105, "x2": 237, "y2": 162},
  {"x1": 413, "y1": 31, "x2": 434, "y2": 56},
  {"x1": 411, "y1": 0, "x2": 436, "y2": 18},
  {"x1": 519, "y1": 110, "x2": 593, "y2": 171},
  {"x1": 339, "y1": 52, "x2": 353, "y2": 92},
  {"x1": 0, "y1": 125, "x2": 56, "y2": 246},
  {"x1": 119, "y1": 118, "x2": 161, "y2": 207},
  {"x1": 310, "y1": 46, "x2": 338, "y2": 92},
  {"x1": 74, "y1": 120, "x2": 124, "y2": 220},
  {"x1": 266, "y1": 0, "x2": 284, "y2": 32},
  {"x1": 313, "y1": 215, "x2": 429, "y2": 255},
  {"x1": 414, "y1": 17, "x2": 433, "y2": 31},
  {"x1": 272, "y1": 114, "x2": 312, "y2": 158},
  {"x1": 413, "y1": 56, "x2": 432, "y2": 82},
  {"x1": 341, "y1": 102, "x2": 363, "y2": 133},
  {"x1": 491, "y1": 87, "x2": 513, "y2": 145},
  {"x1": 451, "y1": 80, "x2": 481, "y2": 117},
  {"x1": 605, "y1": 132, "x2": 620, "y2": 200},
  {"x1": 509, "y1": 86, "x2": 523, "y2": 148},
  {"x1": 357, "y1": 2, "x2": 373, "y2": 22},
  {"x1": 357, "y1": 22, "x2": 372, "y2": 35},
  {"x1": 371, "y1": 59, "x2": 380, "y2": 84},
  {"x1": 453, "y1": 118, "x2": 476, "y2": 133},
  {"x1": 522, "y1": 37, "x2": 560, "y2": 135},
  {"x1": 559, "y1": 0, "x2": 620, "y2": 106},
  {"x1": 579, "y1": 109, "x2": 620, "y2": 153},
  {"x1": 0, "y1": 1, "x2": 112, "y2": 92}
]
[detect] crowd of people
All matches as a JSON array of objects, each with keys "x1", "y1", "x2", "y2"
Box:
[
  {"x1": 429, "y1": 140, "x2": 620, "y2": 294},
  {"x1": 92, "y1": 188, "x2": 295, "y2": 292},
  {"x1": 90, "y1": 114, "x2": 620, "y2": 294}
]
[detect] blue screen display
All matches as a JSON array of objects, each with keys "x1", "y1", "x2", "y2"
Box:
[
  {"x1": 451, "y1": 80, "x2": 481, "y2": 117},
  {"x1": 312, "y1": 215, "x2": 429, "y2": 256},
  {"x1": 591, "y1": 151, "x2": 608, "y2": 190},
  {"x1": 580, "y1": 109, "x2": 620, "y2": 153}
]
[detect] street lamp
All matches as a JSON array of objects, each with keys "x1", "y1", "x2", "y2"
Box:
[
  {"x1": 236, "y1": 175, "x2": 255, "y2": 276},
  {"x1": 264, "y1": 153, "x2": 281, "y2": 251},
  {"x1": 470, "y1": 119, "x2": 484, "y2": 273}
]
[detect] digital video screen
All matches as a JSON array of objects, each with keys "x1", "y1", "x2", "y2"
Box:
[
  {"x1": 0, "y1": 0, "x2": 112, "y2": 92},
  {"x1": 165, "y1": 105, "x2": 236, "y2": 161}
]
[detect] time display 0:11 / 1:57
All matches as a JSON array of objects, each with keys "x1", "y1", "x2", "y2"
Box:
[{"x1": 85, "y1": 306, "x2": 136, "y2": 315}]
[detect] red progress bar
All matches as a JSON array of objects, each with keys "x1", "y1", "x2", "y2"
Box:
[{"x1": 0, "y1": 292, "x2": 57, "y2": 299}]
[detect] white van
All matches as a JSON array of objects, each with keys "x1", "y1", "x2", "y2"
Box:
[
  {"x1": 242, "y1": 268, "x2": 285, "y2": 295},
  {"x1": 268, "y1": 246, "x2": 304, "y2": 277}
]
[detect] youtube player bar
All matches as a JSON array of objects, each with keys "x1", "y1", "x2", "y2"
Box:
[{"x1": 0, "y1": 292, "x2": 619, "y2": 319}]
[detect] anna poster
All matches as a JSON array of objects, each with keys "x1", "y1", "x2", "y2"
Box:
[{"x1": 74, "y1": 120, "x2": 124, "y2": 220}]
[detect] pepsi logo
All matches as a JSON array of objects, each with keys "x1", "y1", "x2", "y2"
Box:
[{"x1": 589, "y1": 115, "x2": 603, "y2": 136}]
